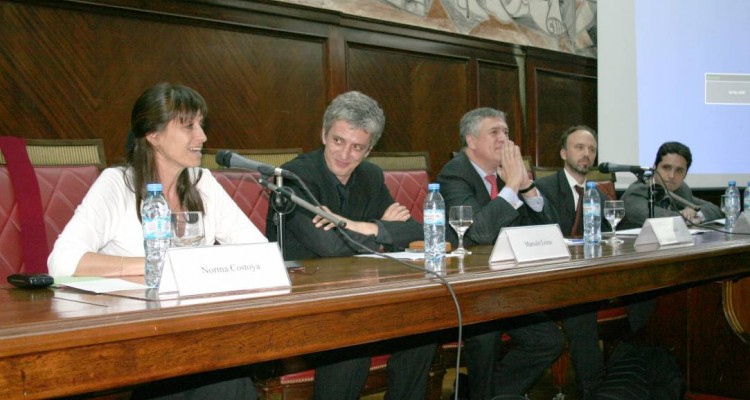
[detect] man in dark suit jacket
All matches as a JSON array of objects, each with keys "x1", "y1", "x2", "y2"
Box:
[
  {"x1": 436, "y1": 108, "x2": 563, "y2": 400},
  {"x1": 266, "y1": 91, "x2": 435, "y2": 400},
  {"x1": 536, "y1": 126, "x2": 615, "y2": 396},
  {"x1": 536, "y1": 126, "x2": 654, "y2": 397},
  {"x1": 535, "y1": 125, "x2": 609, "y2": 238},
  {"x1": 620, "y1": 141, "x2": 723, "y2": 229}
]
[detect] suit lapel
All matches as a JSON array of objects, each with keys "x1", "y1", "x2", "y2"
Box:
[{"x1": 459, "y1": 153, "x2": 492, "y2": 205}]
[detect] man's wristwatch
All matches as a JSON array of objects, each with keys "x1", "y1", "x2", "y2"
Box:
[{"x1": 518, "y1": 181, "x2": 536, "y2": 194}]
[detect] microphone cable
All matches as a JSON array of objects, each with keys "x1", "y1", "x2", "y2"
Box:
[{"x1": 268, "y1": 170, "x2": 465, "y2": 400}]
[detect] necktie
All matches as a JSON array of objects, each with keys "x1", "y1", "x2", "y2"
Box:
[
  {"x1": 571, "y1": 185, "x2": 584, "y2": 237},
  {"x1": 485, "y1": 175, "x2": 498, "y2": 200}
]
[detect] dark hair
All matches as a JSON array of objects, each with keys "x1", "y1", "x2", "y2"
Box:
[
  {"x1": 125, "y1": 82, "x2": 207, "y2": 220},
  {"x1": 654, "y1": 141, "x2": 692, "y2": 170},
  {"x1": 560, "y1": 125, "x2": 597, "y2": 149}
]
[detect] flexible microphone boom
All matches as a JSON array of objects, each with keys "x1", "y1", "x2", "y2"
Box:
[
  {"x1": 653, "y1": 186, "x2": 703, "y2": 212},
  {"x1": 598, "y1": 162, "x2": 653, "y2": 174},
  {"x1": 666, "y1": 190, "x2": 702, "y2": 212},
  {"x1": 215, "y1": 150, "x2": 295, "y2": 178}
]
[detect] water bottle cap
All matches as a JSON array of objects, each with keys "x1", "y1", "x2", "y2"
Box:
[
  {"x1": 586, "y1": 181, "x2": 597, "y2": 188},
  {"x1": 146, "y1": 183, "x2": 163, "y2": 192},
  {"x1": 428, "y1": 183, "x2": 440, "y2": 191},
  {"x1": 729, "y1": 180, "x2": 736, "y2": 186}
]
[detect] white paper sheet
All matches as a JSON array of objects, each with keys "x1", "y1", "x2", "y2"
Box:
[{"x1": 60, "y1": 278, "x2": 148, "y2": 293}]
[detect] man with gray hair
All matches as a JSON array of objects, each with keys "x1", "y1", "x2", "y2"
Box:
[
  {"x1": 436, "y1": 107, "x2": 562, "y2": 399},
  {"x1": 266, "y1": 91, "x2": 434, "y2": 400}
]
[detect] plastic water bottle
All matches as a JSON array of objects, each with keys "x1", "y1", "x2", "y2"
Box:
[
  {"x1": 744, "y1": 182, "x2": 750, "y2": 213},
  {"x1": 725, "y1": 180, "x2": 740, "y2": 231},
  {"x1": 142, "y1": 183, "x2": 171, "y2": 288},
  {"x1": 583, "y1": 181, "x2": 601, "y2": 244},
  {"x1": 423, "y1": 183, "x2": 446, "y2": 274}
]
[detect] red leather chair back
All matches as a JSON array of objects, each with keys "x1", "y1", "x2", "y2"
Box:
[
  {"x1": 595, "y1": 181, "x2": 617, "y2": 201},
  {"x1": 383, "y1": 170, "x2": 429, "y2": 223},
  {"x1": 211, "y1": 170, "x2": 270, "y2": 234},
  {"x1": 0, "y1": 165, "x2": 99, "y2": 281}
]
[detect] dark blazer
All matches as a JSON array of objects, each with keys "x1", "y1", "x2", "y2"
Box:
[
  {"x1": 265, "y1": 148, "x2": 422, "y2": 260},
  {"x1": 535, "y1": 169, "x2": 610, "y2": 237},
  {"x1": 436, "y1": 151, "x2": 556, "y2": 246}
]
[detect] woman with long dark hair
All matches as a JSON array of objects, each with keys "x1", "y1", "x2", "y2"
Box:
[
  {"x1": 48, "y1": 82, "x2": 266, "y2": 277},
  {"x1": 48, "y1": 82, "x2": 265, "y2": 399}
]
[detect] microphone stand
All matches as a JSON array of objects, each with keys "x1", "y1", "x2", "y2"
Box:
[
  {"x1": 258, "y1": 177, "x2": 348, "y2": 229},
  {"x1": 634, "y1": 169, "x2": 655, "y2": 218},
  {"x1": 645, "y1": 170, "x2": 656, "y2": 218},
  {"x1": 267, "y1": 174, "x2": 295, "y2": 266}
]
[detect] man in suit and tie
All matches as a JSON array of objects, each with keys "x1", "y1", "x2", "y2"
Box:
[
  {"x1": 436, "y1": 107, "x2": 563, "y2": 400},
  {"x1": 535, "y1": 125, "x2": 608, "y2": 238},
  {"x1": 536, "y1": 125, "x2": 653, "y2": 398},
  {"x1": 536, "y1": 125, "x2": 614, "y2": 396}
]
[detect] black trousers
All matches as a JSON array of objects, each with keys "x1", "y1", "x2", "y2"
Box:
[
  {"x1": 312, "y1": 336, "x2": 437, "y2": 400},
  {"x1": 561, "y1": 296, "x2": 655, "y2": 395},
  {"x1": 463, "y1": 312, "x2": 564, "y2": 400}
]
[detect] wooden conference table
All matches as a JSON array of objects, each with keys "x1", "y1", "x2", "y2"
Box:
[{"x1": 1, "y1": 232, "x2": 749, "y2": 399}]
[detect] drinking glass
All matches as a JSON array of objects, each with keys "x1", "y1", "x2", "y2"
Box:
[
  {"x1": 170, "y1": 211, "x2": 205, "y2": 247},
  {"x1": 721, "y1": 194, "x2": 741, "y2": 232},
  {"x1": 603, "y1": 200, "x2": 625, "y2": 245},
  {"x1": 449, "y1": 205, "x2": 473, "y2": 255}
]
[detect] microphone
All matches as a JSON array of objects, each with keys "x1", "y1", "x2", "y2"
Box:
[
  {"x1": 598, "y1": 162, "x2": 653, "y2": 174},
  {"x1": 215, "y1": 150, "x2": 294, "y2": 178}
]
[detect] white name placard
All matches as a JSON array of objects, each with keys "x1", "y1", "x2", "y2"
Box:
[
  {"x1": 634, "y1": 216, "x2": 694, "y2": 247},
  {"x1": 734, "y1": 212, "x2": 750, "y2": 234},
  {"x1": 159, "y1": 242, "x2": 291, "y2": 297},
  {"x1": 489, "y1": 224, "x2": 570, "y2": 266}
]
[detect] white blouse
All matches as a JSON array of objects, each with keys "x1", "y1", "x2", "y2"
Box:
[{"x1": 47, "y1": 167, "x2": 267, "y2": 277}]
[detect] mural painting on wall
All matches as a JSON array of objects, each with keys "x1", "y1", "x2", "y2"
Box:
[{"x1": 271, "y1": 0, "x2": 597, "y2": 57}]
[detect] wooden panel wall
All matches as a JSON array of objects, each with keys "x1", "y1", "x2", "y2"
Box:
[
  {"x1": 347, "y1": 44, "x2": 469, "y2": 172},
  {"x1": 0, "y1": 0, "x2": 330, "y2": 164},
  {"x1": 0, "y1": 0, "x2": 592, "y2": 176},
  {"x1": 640, "y1": 284, "x2": 750, "y2": 398},
  {"x1": 478, "y1": 60, "x2": 523, "y2": 144},
  {"x1": 525, "y1": 48, "x2": 598, "y2": 168},
  {"x1": 687, "y1": 283, "x2": 750, "y2": 397}
]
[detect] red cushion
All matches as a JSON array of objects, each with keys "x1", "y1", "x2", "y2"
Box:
[
  {"x1": 278, "y1": 354, "x2": 391, "y2": 385},
  {"x1": 595, "y1": 181, "x2": 617, "y2": 201},
  {"x1": 0, "y1": 166, "x2": 99, "y2": 281},
  {"x1": 279, "y1": 369, "x2": 315, "y2": 385},
  {"x1": 0, "y1": 167, "x2": 21, "y2": 279},
  {"x1": 442, "y1": 333, "x2": 513, "y2": 350},
  {"x1": 596, "y1": 306, "x2": 628, "y2": 322},
  {"x1": 383, "y1": 170, "x2": 429, "y2": 223},
  {"x1": 211, "y1": 170, "x2": 270, "y2": 234}
]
